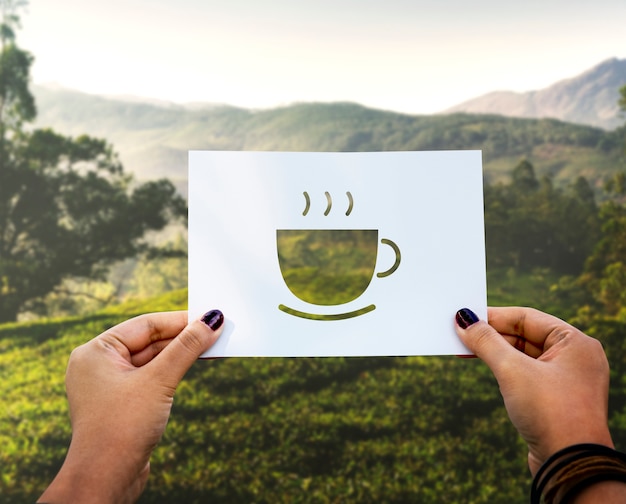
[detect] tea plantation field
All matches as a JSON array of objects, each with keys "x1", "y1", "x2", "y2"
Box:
[{"x1": 0, "y1": 288, "x2": 550, "y2": 503}]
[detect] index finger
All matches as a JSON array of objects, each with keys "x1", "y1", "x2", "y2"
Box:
[
  {"x1": 487, "y1": 306, "x2": 580, "y2": 350},
  {"x1": 102, "y1": 311, "x2": 189, "y2": 354}
]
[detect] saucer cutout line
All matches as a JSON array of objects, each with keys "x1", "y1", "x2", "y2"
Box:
[{"x1": 278, "y1": 304, "x2": 376, "y2": 321}]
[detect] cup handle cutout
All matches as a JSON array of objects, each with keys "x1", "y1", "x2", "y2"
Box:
[{"x1": 376, "y1": 239, "x2": 401, "y2": 278}]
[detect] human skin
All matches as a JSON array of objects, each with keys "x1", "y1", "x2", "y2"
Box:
[
  {"x1": 38, "y1": 309, "x2": 224, "y2": 504},
  {"x1": 455, "y1": 306, "x2": 626, "y2": 502}
]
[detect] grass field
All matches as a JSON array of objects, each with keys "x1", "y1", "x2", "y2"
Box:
[
  {"x1": 0, "y1": 287, "x2": 540, "y2": 503},
  {"x1": 0, "y1": 272, "x2": 617, "y2": 503}
]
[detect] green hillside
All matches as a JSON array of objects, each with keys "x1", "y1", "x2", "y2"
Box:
[
  {"x1": 33, "y1": 87, "x2": 625, "y2": 193},
  {"x1": 0, "y1": 289, "x2": 527, "y2": 503},
  {"x1": 3, "y1": 279, "x2": 626, "y2": 503}
]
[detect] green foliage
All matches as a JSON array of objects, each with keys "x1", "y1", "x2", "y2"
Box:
[
  {"x1": 0, "y1": 289, "x2": 536, "y2": 504},
  {"x1": 0, "y1": 0, "x2": 34, "y2": 135},
  {"x1": 1, "y1": 284, "x2": 624, "y2": 503},
  {"x1": 484, "y1": 160, "x2": 599, "y2": 274},
  {"x1": 126, "y1": 256, "x2": 188, "y2": 300},
  {"x1": 485, "y1": 161, "x2": 626, "y2": 322},
  {"x1": 565, "y1": 185, "x2": 626, "y2": 316},
  {"x1": 0, "y1": 3, "x2": 187, "y2": 323},
  {"x1": 146, "y1": 355, "x2": 528, "y2": 504},
  {"x1": 16, "y1": 231, "x2": 189, "y2": 320},
  {"x1": 487, "y1": 268, "x2": 573, "y2": 319},
  {"x1": 0, "y1": 128, "x2": 186, "y2": 322}
]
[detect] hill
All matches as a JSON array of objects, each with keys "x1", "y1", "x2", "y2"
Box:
[
  {"x1": 3, "y1": 284, "x2": 626, "y2": 503},
  {"x1": 32, "y1": 85, "x2": 625, "y2": 192},
  {"x1": 0, "y1": 288, "x2": 531, "y2": 503},
  {"x1": 445, "y1": 58, "x2": 626, "y2": 130}
]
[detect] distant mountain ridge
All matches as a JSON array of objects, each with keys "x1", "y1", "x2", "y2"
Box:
[
  {"x1": 445, "y1": 58, "x2": 626, "y2": 130},
  {"x1": 30, "y1": 59, "x2": 625, "y2": 190}
]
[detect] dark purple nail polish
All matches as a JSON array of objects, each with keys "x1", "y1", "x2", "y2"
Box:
[
  {"x1": 456, "y1": 308, "x2": 479, "y2": 329},
  {"x1": 202, "y1": 309, "x2": 224, "y2": 331}
]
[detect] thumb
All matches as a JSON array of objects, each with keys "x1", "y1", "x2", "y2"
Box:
[
  {"x1": 455, "y1": 308, "x2": 521, "y2": 379},
  {"x1": 151, "y1": 309, "x2": 225, "y2": 388}
]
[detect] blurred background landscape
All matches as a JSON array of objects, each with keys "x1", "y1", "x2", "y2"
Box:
[
  {"x1": 31, "y1": 57, "x2": 626, "y2": 190},
  {"x1": 2, "y1": 0, "x2": 626, "y2": 502}
]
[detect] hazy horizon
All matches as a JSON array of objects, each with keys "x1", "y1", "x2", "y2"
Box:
[
  {"x1": 32, "y1": 56, "x2": 623, "y2": 115},
  {"x1": 19, "y1": 0, "x2": 626, "y2": 115}
]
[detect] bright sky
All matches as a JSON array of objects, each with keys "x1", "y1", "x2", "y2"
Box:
[{"x1": 17, "y1": 0, "x2": 626, "y2": 114}]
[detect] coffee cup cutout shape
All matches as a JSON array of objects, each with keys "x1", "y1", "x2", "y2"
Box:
[{"x1": 277, "y1": 229, "x2": 401, "y2": 320}]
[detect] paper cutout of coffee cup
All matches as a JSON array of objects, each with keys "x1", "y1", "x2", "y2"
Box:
[{"x1": 277, "y1": 229, "x2": 401, "y2": 320}]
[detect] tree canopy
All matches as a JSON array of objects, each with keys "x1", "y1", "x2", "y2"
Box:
[
  {"x1": 0, "y1": 1, "x2": 186, "y2": 322},
  {"x1": 484, "y1": 159, "x2": 598, "y2": 274}
]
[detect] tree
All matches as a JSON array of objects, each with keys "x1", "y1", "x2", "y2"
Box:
[
  {"x1": 0, "y1": 1, "x2": 186, "y2": 322},
  {"x1": 0, "y1": 0, "x2": 34, "y2": 143},
  {"x1": 484, "y1": 159, "x2": 599, "y2": 273},
  {"x1": 511, "y1": 158, "x2": 539, "y2": 192}
]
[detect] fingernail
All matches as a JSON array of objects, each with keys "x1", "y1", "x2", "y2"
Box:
[
  {"x1": 455, "y1": 308, "x2": 479, "y2": 329},
  {"x1": 201, "y1": 309, "x2": 224, "y2": 331}
]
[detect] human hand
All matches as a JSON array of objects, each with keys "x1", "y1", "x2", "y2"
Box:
[
  {"x1": 454, "y1": 307, "x2": 613, "y2": 475},
  {"x1": 38, "y1": 309, "x2": 224, "y2": 504}
]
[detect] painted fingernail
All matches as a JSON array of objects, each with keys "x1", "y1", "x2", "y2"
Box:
[
  {"x1": 201, "y1": 309, "x2": 224, "y2": 331},
  {"x1": 455, "y1": 308, "x2": 479, "y2": 329}
]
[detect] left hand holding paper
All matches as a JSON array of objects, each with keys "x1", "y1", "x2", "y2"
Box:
[{"x1": 38, "y1": 310, "x2": 224, "y2": 503}]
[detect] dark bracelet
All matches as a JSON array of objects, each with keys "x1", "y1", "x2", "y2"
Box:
[{"x1": 531, "y1": 443, "x2": 626, "y2": 503}]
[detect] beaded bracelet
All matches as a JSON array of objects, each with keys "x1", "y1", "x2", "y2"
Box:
[{"x1": 531, "y1": 443, "x2": 626, "y2": 503}]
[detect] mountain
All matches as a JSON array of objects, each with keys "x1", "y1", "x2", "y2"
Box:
[
  {"x1": 31, "y1": 81, "x2": 623, "y2": 192},
  {"x1": 445, "y1": 58, "x2": 626, "y2": 130}
]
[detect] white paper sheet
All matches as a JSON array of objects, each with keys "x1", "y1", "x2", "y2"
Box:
[{"x1": 188, "y1": 150, "x2": 486, "y2": 357}]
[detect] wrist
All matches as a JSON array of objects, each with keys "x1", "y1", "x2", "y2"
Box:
[
  {"x1": 38, "y1": 438, "x2": 149, "y2": 504},
  {"x1": 529, "y1": 416, "x2": 614, "y2": 474}
]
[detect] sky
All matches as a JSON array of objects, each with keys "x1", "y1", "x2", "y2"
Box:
[{"x1": 15, "y1": 0, "x2": 626, "y2": 114}]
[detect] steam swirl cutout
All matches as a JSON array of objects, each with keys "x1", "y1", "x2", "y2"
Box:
[
  {"x1": 302, "y1": 191, "x2": 354, "y2": 216},
  {"x1": 324, "y1": 192, "x2": 332, "y2": 216},
  {"x1": 345, "y1": 191, "x2": 353, "y2": 216},
  {"x1": 302, "y1": 191, "x2": 311, "y2": 216}
]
